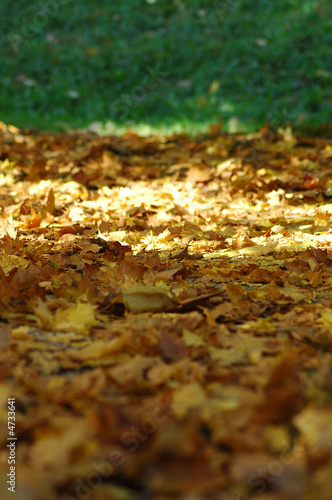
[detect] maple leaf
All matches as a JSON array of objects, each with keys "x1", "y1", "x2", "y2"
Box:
[{"x1": 33, "y1": 299, "x2": 103, "y2": 333}]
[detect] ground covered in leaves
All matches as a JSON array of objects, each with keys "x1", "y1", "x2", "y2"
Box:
[{"x1": 0, "y1": 122, "x2": 332, "y2": 500}]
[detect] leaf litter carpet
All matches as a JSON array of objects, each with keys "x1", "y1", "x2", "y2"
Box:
[{"x1": 0, "y1": 122, "x2": 332, "y2": 500}]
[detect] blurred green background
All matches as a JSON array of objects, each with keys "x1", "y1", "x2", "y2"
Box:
[{"x1": 0, "y1": 0, "x2": 331, "y2": 135}]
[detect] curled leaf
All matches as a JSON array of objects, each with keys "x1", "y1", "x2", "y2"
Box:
[{"x1": 123, "y1": 284, "x2": 174, "y2": 313}]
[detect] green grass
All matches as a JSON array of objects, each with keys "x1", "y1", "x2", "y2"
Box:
[{"x1": 0, "y1": 0, "x2": 331, "y2": 135}]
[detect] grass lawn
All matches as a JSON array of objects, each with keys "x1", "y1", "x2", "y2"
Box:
[{"x1": 0, "y1": 0, "x2": 331, "y2": 135}]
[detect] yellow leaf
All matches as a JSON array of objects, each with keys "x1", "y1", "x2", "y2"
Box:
[
  {"x1": 183, "y1": 329, "x2": 205, "y2": 347},
  {"x1": 123, "y1": 284, "x2": 174, "y2": 313},
  {"x1": 0, "y1": 255, "x2": 29, "y2": 275},
  {"x1": 172, "y1": 382, "x2": 206, "y2": 418},
  {"x1": 209, "y1": 80, "x2": 219, "y2": 94},
  {"x1": 54, "y1": 301, "x2": 101, "y2": 333}
]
